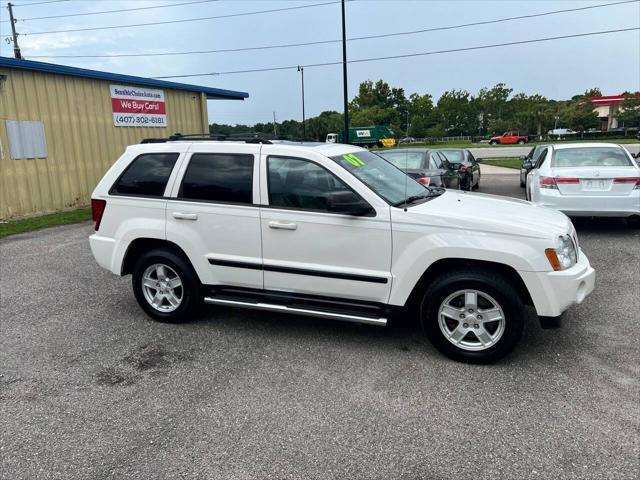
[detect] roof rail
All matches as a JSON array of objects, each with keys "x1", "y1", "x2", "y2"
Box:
[{"x1": 140, "y1": 132, "x2": 272, "y2": 144}]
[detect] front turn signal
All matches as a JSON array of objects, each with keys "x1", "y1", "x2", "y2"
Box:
[{"x1": 545, "y1": 248, "x2": 562, "y2": 271}]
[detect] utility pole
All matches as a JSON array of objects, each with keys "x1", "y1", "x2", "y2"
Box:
[
  {"x1": 406, "y1": 111, "x2": 410, "y2": 137},
  {"x1": 341, "y1": 0, "x2": 349, "y2": 144},
  {"x1": 7, "y1": 3, "x2": 22, "y2": 59},
  {"x1": 273, "y1": 112, "x2": 277, "y2": 137},
  {"x1": 297, "y1": 66, "x2": 306, "y2": 140}
]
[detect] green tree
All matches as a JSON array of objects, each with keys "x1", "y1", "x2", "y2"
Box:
[
  {"x1": 509, "y1": 93, "x2": 553, "y2": 137},
  {"x1": 433, "y1": 90, "x2": 477, "y2": 136},
  {"x1": 407, "y1": 93, "x2": 434, "y2": 137},
  {"x1": 558, "y1": 99, "x2": 599, "y2": 132},
  {"x1": 475, "y1": 83, "x2": 513, "y2": 133},
  {"x1": 350, "y1": 80, "x2": 408, "y2": 132},
  {"x1": 583, "y1": 87, "x2": 602, "y2": 98},
  {"x1": 617, "y1": 92, "x2": 640, "y2": 127}
]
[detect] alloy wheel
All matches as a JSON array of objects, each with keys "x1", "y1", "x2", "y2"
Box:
[
  {"x1": 141, "y1": 263, "x2": 183, "y2": 313},
  {"x1": 438, "y1": 289, "x2": 506, "y2": 351}
]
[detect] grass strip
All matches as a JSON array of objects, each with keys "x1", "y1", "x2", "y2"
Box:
[{"x1": 0, "y1": 207, "x2": 91, "y2": 239}]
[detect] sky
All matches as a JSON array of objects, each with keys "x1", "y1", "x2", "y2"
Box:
[{"x1": 1, "y1": 0, "x2": 639, "y2": 126}]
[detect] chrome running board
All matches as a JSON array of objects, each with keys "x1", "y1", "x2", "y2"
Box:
[{"x1": 203, "y1": 297, "x2": 388, "y2": 326}]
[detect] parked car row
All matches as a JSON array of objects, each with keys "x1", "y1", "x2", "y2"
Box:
[
  {"x1": 378, "y1": 148, "x2": 480, "y2": 191},
  {"x1": 519, "y1": 143, "x2": 640, "y2": 226}
]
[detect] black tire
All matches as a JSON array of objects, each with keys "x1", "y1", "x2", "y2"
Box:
[
  {"x1": 489, "y1": 140, "x2": 497, "y2": 145},
  {"x1": 520, "y1": 177, "x2": 525, "y2": 188},
  {"x1": 419, "y1": 270, "x2": 525, "y2": 363},
  {"x1": 473, "y1": 174, "x2": 480, "y2": 190},
  {"x1": 132, "y1": 248, "x2": 202, "y2": 323},
  {"x1": 628, "y1": 216, "x2": 640, "y2": 229},
  {"x1": 517, "y1": 139, "x2": 525, "y2": 145}
]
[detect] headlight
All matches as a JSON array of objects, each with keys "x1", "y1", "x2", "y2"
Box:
[{"x1": 545, "y1": 234, "x2": 578, "y2": 271}]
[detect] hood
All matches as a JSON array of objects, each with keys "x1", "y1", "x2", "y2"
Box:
[{"x1": 406, "y1": 190, "x2": 572, "y2": 239}]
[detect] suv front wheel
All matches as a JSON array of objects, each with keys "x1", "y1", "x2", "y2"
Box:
[
  {"x1": 420, "y1": 270, "x2": 525, "y2": 363},
  {"x1": 132, "y1": 249, "x2": 201, "y2": 323}
]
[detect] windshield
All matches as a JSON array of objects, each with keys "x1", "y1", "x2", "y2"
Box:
[
  {"x1": 330, "y1": 150, "x2": 427, "y2": 206},
  {"x1": 378, "y1": 151, "x2": 426, "y2": 170},
  {"x1": 552, "y1": 147, "x2": 632, "y2": 167}
]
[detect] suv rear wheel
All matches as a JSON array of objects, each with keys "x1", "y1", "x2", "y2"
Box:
[
  {"x1": 132, "y1": 249, "x2": 201, "y2": 323},
  {"x1": 420, "y1": 270, "x2": 525, "y2": 363}
]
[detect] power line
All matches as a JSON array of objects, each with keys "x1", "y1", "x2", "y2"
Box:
[
  {"x1": 152, "y1": 27, "x2": 640, "y2": 79},
  {"x1": 7, "y1": 1, "x2": 340, "y2": 36},
  {"x1": 20, "y1": 0, "x2": 639, "y2": 59},
  {"x1": 10, "y1": 0, "x2": 69, "y2": 6},
  {"x1": 0, "y1": 0, "x2": 218, "y2": 23}
]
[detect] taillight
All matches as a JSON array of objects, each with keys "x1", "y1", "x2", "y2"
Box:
[
  {"x1": 91, "y1": 199, "x2": 106, "y2": 231},
  {"x1": 539, "y1": 176, "x2": 557, "y2": 189},
  {"x1": 613, "y1": 177, "x2": 640, "y2": 189},
  {"x1": 540, "y1": 177, "x2": 579, "y2": 189},
  {"x1": 458, "y1": 164, "x2": 467, "y2": 173},
  {"x1": 417, "y1": 177, "x2": 431, "y2": 186}
]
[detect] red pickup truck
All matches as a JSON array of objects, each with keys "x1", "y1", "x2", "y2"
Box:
[{"x1": 489, "y1": 130, "x2": 529, "y2": 145}]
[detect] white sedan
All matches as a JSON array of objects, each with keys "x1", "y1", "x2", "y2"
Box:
[{"x1": 526, "y1": 143, "x2": 640, "y2": 223}]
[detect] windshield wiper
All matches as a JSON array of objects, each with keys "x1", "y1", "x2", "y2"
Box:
[{"x1": 393, "y1": 187, "x2": 445, "y2": 208}]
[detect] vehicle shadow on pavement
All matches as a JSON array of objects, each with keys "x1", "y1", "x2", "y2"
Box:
[
  {"x1": 195, "y1": 303, "x2": 550, "y2": 366},
  {"x1": 570, "y1": 217, "x2": 637, "y2": 234}
]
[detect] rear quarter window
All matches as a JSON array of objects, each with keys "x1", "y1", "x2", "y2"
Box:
[{"x1": 110, "y1": 153, "x2": 179, "y2": 197}]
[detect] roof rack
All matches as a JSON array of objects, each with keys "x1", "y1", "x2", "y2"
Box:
[{"x1": 140, "y1": 132, "x2": 272, "y2": 144}]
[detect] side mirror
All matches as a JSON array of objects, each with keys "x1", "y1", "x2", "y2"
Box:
[
  {"x1": 475, "y1": 157, "x2": 483, "y2": 163},
  {"x1": 523, "y1": 161, "x2": 533, "y2": 170},
  {"x1": 519, "y1": 155, "x2": 527, "y2": 161},
  {"x1": 325, "y1": 191, "x2": 373, "y2": 216}
]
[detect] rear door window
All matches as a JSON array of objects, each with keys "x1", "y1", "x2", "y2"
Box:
[
  {"x1": 179, "y1": 153, "x2": 254, "y2": 204},
  {"x1": 111, "y1": 153, "x2": 179, "y2": 197}
]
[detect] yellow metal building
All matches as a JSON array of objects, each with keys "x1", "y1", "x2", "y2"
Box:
[{"x1": 0, "y1": 57, "x2": 248, "y2": 219}]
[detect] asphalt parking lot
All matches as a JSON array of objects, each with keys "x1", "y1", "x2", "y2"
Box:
[{"x1": 1, "y1": 174, "x2": 639, "y2": 480}]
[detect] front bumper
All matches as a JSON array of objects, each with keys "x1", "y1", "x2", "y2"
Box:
[
  {"x1": 536, "y1": 189, "x2": 640, "y2": 217},
  {"x1": 519, "y1": 248, "x2": 595, "y2": 317}
]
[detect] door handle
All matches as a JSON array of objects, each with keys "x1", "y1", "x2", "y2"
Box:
[
  {"x1": 172, "y1": 212, "x2": 198, "y2": 221},
  {"x1": 268, "y1": 221, "x2": 297, "y2": 230}
]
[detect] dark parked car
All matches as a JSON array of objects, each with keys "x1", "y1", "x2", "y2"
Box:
[
  {"x1": 519, "y1": 144, "x2": 549, "y2": 187},
  {"x1": 436, "y1": 149, "x2": 481, "y2": 191},
  {"x1": 378, "y1": 148, "x2": 461, "y2": 189}
]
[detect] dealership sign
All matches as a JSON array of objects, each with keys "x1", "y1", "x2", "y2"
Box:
[{"x1": 110, "y1": 84, "x2": 167, "y2": 127}]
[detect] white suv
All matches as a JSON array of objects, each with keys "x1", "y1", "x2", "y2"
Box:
[{"x1": 90, "y1": 138, "x2": 595, "y2": 363}]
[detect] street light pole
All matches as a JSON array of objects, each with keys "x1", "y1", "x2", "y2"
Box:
[
  {"x1": 297, "y1": 65, "x2": 306, "y2": 140},
  {"x1": 341, "y1": 0, "x2": 349, "y2": 144},
  {"x1": 7, "y1": 3, "x2": 22, "y2": 59}
]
